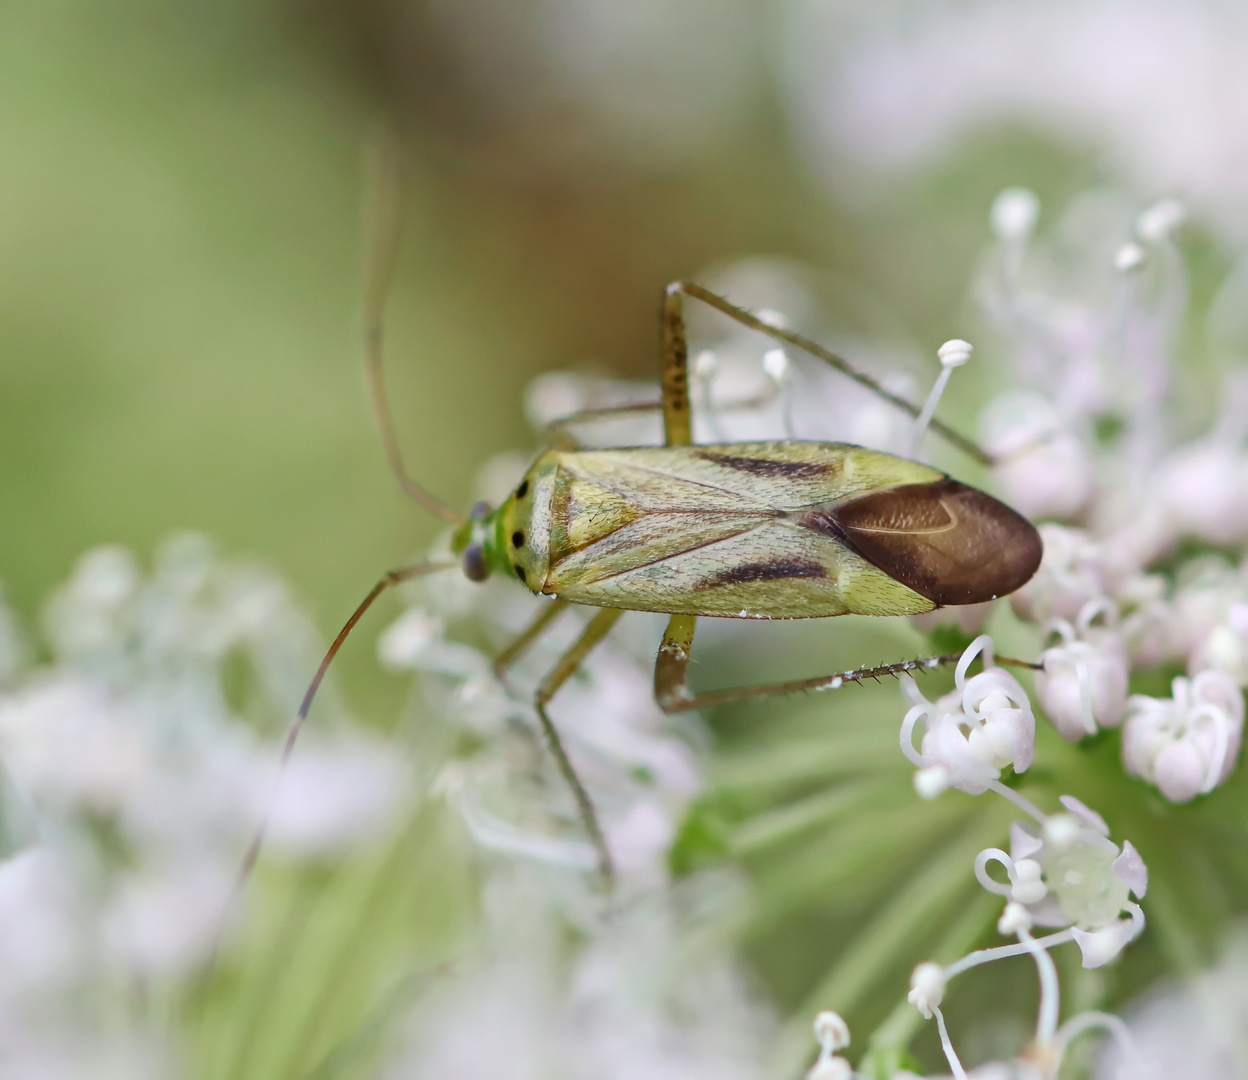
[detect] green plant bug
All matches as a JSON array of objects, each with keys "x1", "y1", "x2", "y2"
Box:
[{"x1": 267, "y1": 144, "x2": 1043, "y2": 888}]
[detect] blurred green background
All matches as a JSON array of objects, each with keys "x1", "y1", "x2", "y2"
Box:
[{"x1": 0, "y1": 0, "x2": 1084, "y2": 666}]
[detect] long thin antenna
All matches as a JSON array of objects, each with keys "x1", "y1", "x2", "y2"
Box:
[
  {"x1": 363, "y1": 131, "x2": 465, "y2": 524},
  {"x1": 232, "y1": 559, "x2": 456, "y2": 895},
  {"x1": 675, "y1": 282, "x2": 994, "y2": 466}
]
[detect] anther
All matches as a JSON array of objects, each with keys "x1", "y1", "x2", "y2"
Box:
[{"x1": 910, "y1": 340, "x2": 973, "y2": 458}]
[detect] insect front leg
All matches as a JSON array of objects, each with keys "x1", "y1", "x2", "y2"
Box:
[
  {"x1": 532, "y1": 606, "x2": 624, "y2": 886},
  {"x1": 492, "y1": 596, "x2": 570, "y2": 677}
]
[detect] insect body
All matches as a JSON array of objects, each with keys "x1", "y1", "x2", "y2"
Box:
[
  {"x1": 467, "y1": 442, "x2": 1039, "y2": 623},
  {"x1": 279, "y1": 201, "x2": 1043, "y2": 887}
]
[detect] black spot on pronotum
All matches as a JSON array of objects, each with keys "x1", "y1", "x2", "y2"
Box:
[
  {"x1": 698, "y1": 451, "x2": 830, "y2": 478},
  {"x1": 513, "y1": 563, "x2": 527, "y2": 584},
  {"x1": 462, "y1": 544, "x2": 489, "y2": 582},
  {"x1": 703, "y1": 558, "x2": 826, "y2": 588},
  {"x1": 512, "y1": 531, "x2": 525, "y2": 548},
  {"x1": 799, "y1": 478, "x2": 1042, "y2": 605},
  {"x1": 515, "y1": 480, "x2": 529, "y2": 499}
]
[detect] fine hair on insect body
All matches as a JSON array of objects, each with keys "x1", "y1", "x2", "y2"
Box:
[{"x1": 242, "y1": 138, "x2": 1044, "y2": 891}]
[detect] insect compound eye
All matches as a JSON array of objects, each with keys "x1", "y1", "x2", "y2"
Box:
[{"x1": 462, "y1": 543, "x2": 489, "y2": 582}]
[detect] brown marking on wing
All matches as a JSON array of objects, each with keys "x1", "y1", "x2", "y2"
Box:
[
  {"x1": 701, "y1": 557, "x2": 827, "y2": 588},
  {"x1": 697, "y1": 451, "x2": 831, "y2": 478},
  {"x1": 798, "y1": 478, "x2": 1041, "y2": 605}
]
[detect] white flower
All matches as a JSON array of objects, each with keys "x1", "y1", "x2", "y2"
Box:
[
  {"x1": 901, "y1": 636, "x2": 1035, "y2": 795},
  {"x1": 1034, "y1": 603, "x2": 1129, "y2": 740},
  {"x1": 978, "y1": 801, "x2": 1147, "y2": 968},
  {"x1": 1121, "y1": 671, "x2": 1245, "y2": 802}
]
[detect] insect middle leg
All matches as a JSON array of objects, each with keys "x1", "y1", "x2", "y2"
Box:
[{"x1": 532, "y1": 606, "x2": 624, "y2": 885}]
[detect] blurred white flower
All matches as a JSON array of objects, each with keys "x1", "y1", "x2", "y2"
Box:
[
  {"x1": 1009, "y1": 525, "x2": 1113, "y2": 625},
  {"x1": 386, "y1": 866, "x2": 774, "y2": 1080},
  {"x1": 1158, "y1": 441, "x2": 1248, "y2": 547},
  {"x1": 787, "y1": 0, "x2": 1248, "y2": 236},
  {"x1": 1096, "y1": 929, "x2": 1248, "y2": 1079},
  {"x1": 805, "y1": 1011, "x2": 853, "y2": 1080},
  {"x1": 264, "y1": 736, "x2": 410, "y2": 856},
  {"x1": 1190, "y1": 601, "x2": 1248, "y2": 685},
  {"x1": 0, "y1": 536, "x2": 417, "y2": 1071},
  {"x1": 1121, "y1": 671, "x2": 1245, "y2": 802},
  {"x1": 981, "y1": 394, "x2": 1094, "y2": 522}
]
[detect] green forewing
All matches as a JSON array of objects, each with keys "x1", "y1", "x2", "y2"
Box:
[{"x1": 529, "y1": 442, "x2": 946, "y2": 619}]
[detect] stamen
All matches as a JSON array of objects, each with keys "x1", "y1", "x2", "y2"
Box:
[
  {"x1": 910, "y1": 339, "x2": 972, "y2": 459},
  {"x1": 933, "y1": 1006, "x2": 968, "y2": 1080},
  {"x1": 762, "y1": 348, "x2": 796, "y2": 437}
]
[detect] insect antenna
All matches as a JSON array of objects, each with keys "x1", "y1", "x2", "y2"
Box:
[
  {"x1": 673, "y1": 281, "x2": 994, "y2": 466},
  {"x1": 230, "y1": 559, "x2": 456, "y2": 905},
  {"x1": 363, "y1": 130, "x2": 465, "y2": 525}
]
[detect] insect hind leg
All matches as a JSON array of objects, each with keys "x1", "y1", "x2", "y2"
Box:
[
  {"x1": 652, "y1": 616, "x2": 1040, "y2": 715},
  {"x1": 665, "y1": 281, "x2": 992, "y2": 465}
]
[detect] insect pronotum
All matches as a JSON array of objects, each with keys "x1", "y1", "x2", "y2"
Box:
[{"x1": 247, "y1": 143, "x2": 1043, "y2": 889}]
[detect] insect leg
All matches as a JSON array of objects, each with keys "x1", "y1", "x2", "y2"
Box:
[
  {"x1": 654, "y1": 635, "x2": 1040, "y2": 714},
  {"x1": 653, "y1": 613, "x2": 698, "y2": 711},
  {"x1": 666, "y1": 281, "x2": 993, "y2": 465},
  {"x1": 662, "y1": 283, "x2": 693, "y2": 446},
  {"x1": 543, "y1": 402, "x2": 662, "y2": 451},
  {"x1": 362, "y1": 132, "x2": 464, "y2": 523},
  {"x1": 533, "y1": 606, "x2": 624, "y2": 885},
  {"x1": 492, "y1": 596, "x2": 570, "y2": 676}
]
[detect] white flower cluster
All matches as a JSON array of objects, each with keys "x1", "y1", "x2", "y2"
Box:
[
  {"x1": 923, "y1": 188, "x2": 1248, "y2": 806},
  {"x1": 0, "y1": 536, "x2": 408, "y2": 1075},
  {"x1": 803, "y1": 638, "x2": 1146, "y2": 1079}
]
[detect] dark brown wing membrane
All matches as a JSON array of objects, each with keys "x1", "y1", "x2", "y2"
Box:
[{"x1": 802, "y1": 479, "x2": 1042, "y2": 606}]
